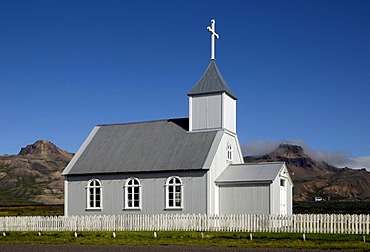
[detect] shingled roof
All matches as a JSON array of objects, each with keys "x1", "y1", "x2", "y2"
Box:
[
  {"x1": 188, "y1": 60, "x2": 237, "y2": 100},
  {"x1": 63, "y1": 118, "x2": 222, "y2": 175}
]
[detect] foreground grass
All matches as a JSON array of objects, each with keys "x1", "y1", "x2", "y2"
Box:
[
  {"x1": 0, "y1": 205, "x2": 63, "y2": 217},
  {"x1": 0, "y1": 231, "x2": 370, "y2": 250}
]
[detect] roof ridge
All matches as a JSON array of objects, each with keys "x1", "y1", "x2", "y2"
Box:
[
  {"x1": 97, "y1": 117, "x2": 189, "y2": 127},
  {"x1": 231, "y1": 161, "x2": 285, "y2": 166}
]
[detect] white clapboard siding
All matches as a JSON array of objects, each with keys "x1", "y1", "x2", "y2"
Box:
[{"x1": 0, "y1": 214, "x2": 369, "y2": 234}]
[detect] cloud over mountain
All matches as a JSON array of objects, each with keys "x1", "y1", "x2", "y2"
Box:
[{"x1": 242, "y1": 140, "x2": 370, "y2": 171}]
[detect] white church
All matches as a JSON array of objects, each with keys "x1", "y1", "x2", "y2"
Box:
[{"x1": 62, "y1": 20, "x2": 293, "y2": 216}]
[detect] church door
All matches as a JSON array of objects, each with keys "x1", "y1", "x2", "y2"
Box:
[{"x1": 280, "y1": 179, "x2": 287, "y2": 215}]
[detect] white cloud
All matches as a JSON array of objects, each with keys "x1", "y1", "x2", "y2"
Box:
[
  {"x1": 242, "y1": 139, "x2": 307, "y2": 156},
  {"x1": 242, "y1": 140, "x2": 370, "y2": 171},
  {"x1": 349, "y1": 156, "x2": 370, "y2": 170},
  {"x1": 241, "y1": 140, "x2": 281, "y2": 156}
]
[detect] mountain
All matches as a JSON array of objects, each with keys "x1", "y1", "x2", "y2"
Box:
[
  {"x1": 0, "y1": 140, "x2": 73, "y2": 205},
  {"x1": 244, "y1": 144, "x2": 370, "y2": 201}
]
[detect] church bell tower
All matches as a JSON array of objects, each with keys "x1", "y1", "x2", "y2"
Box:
[{"x1": 188, "y1": 19, "x2": 237, "y2": 134}]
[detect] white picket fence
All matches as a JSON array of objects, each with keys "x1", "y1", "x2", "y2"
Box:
[{"x1": 1, "y1": 214, "x2": 370, "y2": 234}]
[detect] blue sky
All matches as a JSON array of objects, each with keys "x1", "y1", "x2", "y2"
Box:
[{"x1": 1, "y1": 0, "x2": 369, "y2": 168}]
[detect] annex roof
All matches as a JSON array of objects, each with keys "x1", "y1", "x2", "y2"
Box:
[
  {"x1": 63, "y1": 118, "x2": 222, "y2": 175},
  {"x1": 188, "y1": 60, "x2": 237, "y2": 100},
  {"x1": 215, "y1": 162, "x2": 285, "y2": 184}
]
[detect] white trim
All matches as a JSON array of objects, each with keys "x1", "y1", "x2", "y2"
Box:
[
  {"x1": 64, "y1": 179, "x2": 68, "y2": 216},
  {"x1": 124, "y1": 178, "x2": 142, "y2": 210},
  {"x1": 189, "y1": 96, "x2": 193, "y2": 131},
  {"x1": 62, "y1": 126, "x2": 100, "y2": 175},
  {"x1": 203, "y1": 130, "x2": 223, "y2": 169},
  {"x1": 269, "y1": 183, "x2": 273, "y2": 214},
  {"x1": 206, "y1": 171, "x2": 210, "y2": 214},
  {"x1": 221, "y1": 91, "x2": 224, "y2": 129},
  {"x1": 165, "y1": 176, "x2": 184, "y2": 210}
]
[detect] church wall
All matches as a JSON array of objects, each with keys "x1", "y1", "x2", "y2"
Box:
[
  {"x1": 207, "y1": 131, "x2": 244, "y2": 214},
  {"x1": 191, "y1": 94, "x2": 222, "y2": 130},
  {"x1": 280, "y1": 164, "x2": 294, "y2": 215},
  {"x1": 219, "y1": 183, "x2": 270, "y2": 214},
  {"x1": 270, "y1": 177, "x2": 279, "y2": 215},
  {"x1": 65, "y1": 170, "x2": 207, "y2": 216}
]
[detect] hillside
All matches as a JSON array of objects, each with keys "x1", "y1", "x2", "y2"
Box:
[
  {"x1": 0, "y1": 140, "x2": 73, "y2": 205},
  {"x1": 244, "y1": 144, "x2": 370, "y2": 201}
]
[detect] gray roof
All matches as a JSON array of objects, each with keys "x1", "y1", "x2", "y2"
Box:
[
  {"x1": 215, "y1": 162, "x2": 285, "y2": 184},
  {"x1": 63, "y1": 118, "x2": 221, "y2": 175},
  {"x1": 188, "y1": 60, "x2": 237, "y2": 100}
]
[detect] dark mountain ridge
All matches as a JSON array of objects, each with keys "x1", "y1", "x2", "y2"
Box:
[
  {"x1": 0, "y1": 140, "x2": 73, "y2": 205},
  {"x1": 244, "y1": 144, "x2": 370, "y2": 201}
]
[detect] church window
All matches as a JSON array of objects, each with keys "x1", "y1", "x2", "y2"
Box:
[
  {"x1": 86, "y1": 179, "x2": 102, "y2": 210},
  {"x1": 165, "y1": 176, "x2": 183, "y2": 209},
  {"x1": 227, "y1": 142, "x2": 233, "y2": 162},
  {"x1": 124, "y1": 178, "x2": 141, "y2": 209}
]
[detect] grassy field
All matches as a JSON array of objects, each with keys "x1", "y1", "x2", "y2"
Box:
[
  {"x1": 294, "y1": 201, "x2": 370, "y2": 214},
  {"x1": 0, "y1": 231, "x2": 369, "y2": 250},
  {"x1": 0, "y1": 205, "x2": 63, "y2": 216}
]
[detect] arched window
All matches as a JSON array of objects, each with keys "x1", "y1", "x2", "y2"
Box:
[
  {"x1": 165, "y1": 176, "x2": 183, "y2": 209},
  {"x1": 227, "y1": 142, "x2": 233, "y2": 162},
  {"x1": 124, "y1": 178, "x2": 141, "y2": 209},
  {"x1": 87, "y1": 179, "x2": 102, "y2": 210}
]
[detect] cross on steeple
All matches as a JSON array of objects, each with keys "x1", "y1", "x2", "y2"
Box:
[{"x1": 207, "y1": 19, "x2": 219, "y2": 60}]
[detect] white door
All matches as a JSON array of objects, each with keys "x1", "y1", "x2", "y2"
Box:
[{"x1": 280, "y1": 179, "x2": 287, "y2": 215}]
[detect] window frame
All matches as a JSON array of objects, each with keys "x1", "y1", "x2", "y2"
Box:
[
  {"x1": 86, "y1": 179, "x2": 102, "y2": 210},
  {"x1": 226, "y1": 141, "x2": 233, "y2": 163},
  {"x1": 124, "y1": 177, "x2": 142, "y2": 210},
  {"x1": 280, "y1": 179, "x2": 285, "y2": 187},
  {"x1": 165, "y1": 176, "x2": 183, "y2": 210}
]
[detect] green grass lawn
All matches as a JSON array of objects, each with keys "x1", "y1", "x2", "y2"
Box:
[{"x1": 0, "y1": 231, "x2": 369, "y2": 250}]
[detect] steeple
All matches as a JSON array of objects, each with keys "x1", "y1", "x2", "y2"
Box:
[
  {"x1": 188, "y1": 19, "x2": 237, "y2": 134},
  {"x1": 188, "y1": 60, "x2": 237, "y2": 100}
]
